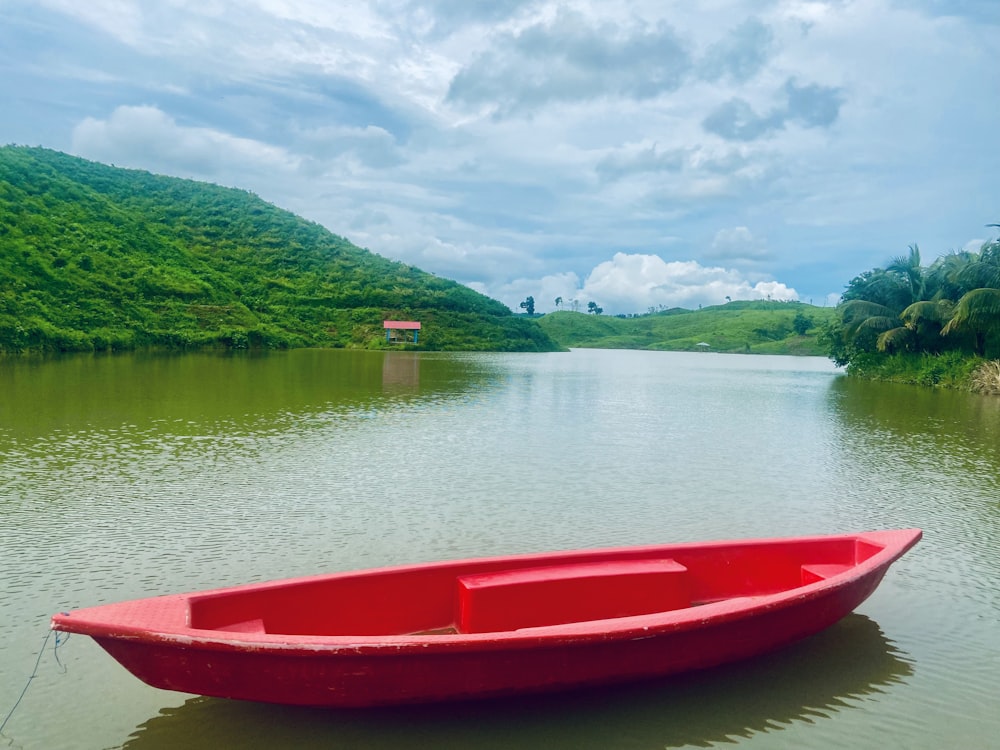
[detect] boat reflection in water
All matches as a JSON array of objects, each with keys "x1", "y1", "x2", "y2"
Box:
[{"x1": 121, "y1": 613, "x2": 913, "y2": 750}]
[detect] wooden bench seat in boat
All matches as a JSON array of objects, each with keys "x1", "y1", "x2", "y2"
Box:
[{"x1": 456, "y1": 558, "x2": 690, "y2": 633}]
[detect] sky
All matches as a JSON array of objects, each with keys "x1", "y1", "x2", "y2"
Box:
[{"x1": 2, "y1": 0, "x2": 998, "y2": 315}]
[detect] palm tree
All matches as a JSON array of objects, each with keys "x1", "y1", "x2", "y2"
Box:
[
  {"x1": 942, "y1": 288, "x2": 1000, "y2": 356},
  {"x1": 841, "y1": 298, "x2": 906, "y2": 351},
  {"x1": 886, "y1": 244, "x2": 925, "y2": 304},
  {"x1": 881, "y1": 299, "x2": 955, "y2": 353},
  {"x1": 836, "y1": 267, "x2": 915, "y2": 355},
  {"x1": 955, "y1": 238, "x2": 1000, "y2": 291},
  {"x1": 926, "y1": 250, "x2": 976, "y2": 303},
  {"x1": 829, "y1": 228, "x2": 1000, "y2": 364},
  {"x1": 938, "y1": 237, "x2": 1000, "y2": 356},
  {"x1": 841, "y1": 245, "x2": 952, "y2": 354}
]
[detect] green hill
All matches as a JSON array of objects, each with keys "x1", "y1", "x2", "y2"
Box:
[
  {"x1": 537, "y1": 301, "x2": 837, "y2": 355},
  {"x1": 0, "y1": 146, "x2": 558, "y2": 353}
]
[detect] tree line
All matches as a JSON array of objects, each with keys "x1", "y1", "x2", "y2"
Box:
[
  {"x1": 825, "y1": 228, "x2": 1000, "y2": 382},
  {"x1": 520, "y1": 296, "x2": 603, "y2": 315}
]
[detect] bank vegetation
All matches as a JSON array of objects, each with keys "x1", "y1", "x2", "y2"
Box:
[{"x1": 824, "y1": 234, "x2": 1000, "y2": 393}]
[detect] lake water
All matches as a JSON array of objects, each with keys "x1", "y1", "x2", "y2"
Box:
[{"x1": 1, "y1": 349, "x2": 998, "y2": 749}]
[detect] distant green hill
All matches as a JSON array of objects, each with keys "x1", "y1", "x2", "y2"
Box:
[
  {"x1": 0, "y1": 146, "x2": 558, "y2": 353},
  {"x1": 537, "y1": 301, "x2": 837, "y2": 355}
]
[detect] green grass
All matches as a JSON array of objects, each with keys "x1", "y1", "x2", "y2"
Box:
[
  {"x1": 537, "y1": 301, "x2": 838, "y2": 355},
  {"x1": 0, "y1": 146, "x2": 560, "y2": 353},
  {"x1": 845, "y1": 351, "x2": 984, "y2": 388}
]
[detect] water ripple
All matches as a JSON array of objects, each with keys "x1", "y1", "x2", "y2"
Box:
[{"x1": 1, "y1": 350, "x2": 998, "y2": 749}]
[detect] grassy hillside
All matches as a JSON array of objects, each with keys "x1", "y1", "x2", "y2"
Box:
[
  {"x1": 0, "y1": 146, "x2": 558, "y2": 353},
  {"x1": 537, "y1": 301, "x2": 838, "y2": 355}
]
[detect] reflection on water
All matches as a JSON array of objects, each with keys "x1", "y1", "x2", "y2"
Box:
[
  {"x1": 823, "y1": 375, "x2": 1000, "y2": 740},
  {"x1": 0, "y1": 350, "x2": 487, "y2": 445},
  {"x1": 828, "y1": 376, "x2": 1000, "y2": 470},
  {"x1": 2, "y1": 350, "x2": 998, "y2": 749},
  {"x1": 825, "y1": 375, "x2": 1000, "y2": 588},
  {"x1": 121, "y1": 615, "x2": 911, "y2": 750},
  {"x1": 382, "y1": 352, "x2": 421, "y2": 390}
]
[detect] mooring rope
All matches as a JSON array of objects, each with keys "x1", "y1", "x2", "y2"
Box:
[{"x1": 0, "y1": 627, "x2": 70, "y2": 737}]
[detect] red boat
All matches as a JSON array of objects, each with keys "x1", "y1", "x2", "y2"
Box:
[{"x1": 50, "y1": 529, "x2": 920, "y2": 707}]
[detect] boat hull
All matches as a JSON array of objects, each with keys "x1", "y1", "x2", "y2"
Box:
[{"x1": 52, "y1": 529, "x2": 920, "y2": 707}]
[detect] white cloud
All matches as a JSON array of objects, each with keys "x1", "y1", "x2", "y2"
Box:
[
  {"x1": 484, "y1": 253, "x2": 798, "y2": 314},
  {"x1": 71, "y1": 105, "x2": 298, "y2": 178},
  {"x1": 446, "y1": 8, "x2": 692, "y2": 116},
  {"x1": 581, "y1": 253, "x2": 798, "y2": 313},
  {"x1": 37, "y1": 0, "x2": 144, "y2": 45},
  {"x1": 296, "y1": 124, "x2": 404, "y2": 170},
  {"x1": 698, "y1": 17, "x2": 774, "y2": 84},
  {"x1": 707, "y1": 226, "x2": 773, "y2": 264},
  {"x1": 595, "y1": 143, "x2": 687, "y2": 182}
]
